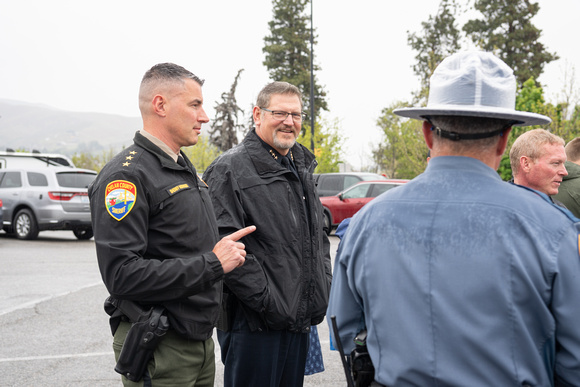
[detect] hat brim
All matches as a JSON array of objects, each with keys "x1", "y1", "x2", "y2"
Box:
[{"x1": 393, "y1": 105, "x2": 551, "y2": 127}]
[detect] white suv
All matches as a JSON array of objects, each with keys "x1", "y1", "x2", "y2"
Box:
[{"x1": 0, "y1": 167, "x2": 97, "y2": 240}]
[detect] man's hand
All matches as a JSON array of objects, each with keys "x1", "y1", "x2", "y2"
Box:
[{"x1": 213, "y1": 226, "x2": 256, "y2": 273}]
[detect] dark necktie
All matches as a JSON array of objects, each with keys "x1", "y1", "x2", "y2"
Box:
[
  {"x1": 177, "y1": 156, "x2": 187, "y2": 168},
  {"x1": 281, "y1": 156, "x2": 291, "y2": 169},
  {"x1": 282, "y1": 156, "x2": 300, "y2": 179}
]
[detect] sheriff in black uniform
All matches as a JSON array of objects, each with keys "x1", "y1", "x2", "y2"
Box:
[{"x1": 89, "y1": 63, "x2": 254, "y2": 387}]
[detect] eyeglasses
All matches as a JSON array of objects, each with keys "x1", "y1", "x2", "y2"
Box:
[{"x1": 260, "y1": 107, "x2": 305, "y2": 123}]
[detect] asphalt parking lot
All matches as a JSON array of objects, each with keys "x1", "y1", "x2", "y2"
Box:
[{"x1": 0, "y1": 230, "x2": 346, "y2": 386}]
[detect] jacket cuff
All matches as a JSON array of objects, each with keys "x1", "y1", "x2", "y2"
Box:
[{"x1": 207, "y1": 252, "x2": 224, "y2": 279}]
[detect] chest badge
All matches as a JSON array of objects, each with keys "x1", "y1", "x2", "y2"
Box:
[{"x1": 105, "y1": 180, "x2": 137, "y2": 221}]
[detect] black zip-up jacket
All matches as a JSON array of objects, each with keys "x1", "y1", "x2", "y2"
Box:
[
  {"x1": 203, "y1": 130, "x2": 332, "y2": 333},
  {"x1": 88, "y1": 131, "x2": 223, "y2": 340}
]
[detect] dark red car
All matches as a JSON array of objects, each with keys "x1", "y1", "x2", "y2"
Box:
[{"x1": 319, "y1": 179, "x2": 409, "y2": 234}]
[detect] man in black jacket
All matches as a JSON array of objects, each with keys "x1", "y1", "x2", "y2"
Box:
[
  {"x1": 89, "y1": 63, "x2": 254, "y2": 386},
  {"x1": 203, "y1": 81, "x2": 332, "y2": 386}
]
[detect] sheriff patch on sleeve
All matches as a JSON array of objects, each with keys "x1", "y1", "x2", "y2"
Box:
[{"x1": 105, "y1": 180, "x2": 137, "y2": 221}]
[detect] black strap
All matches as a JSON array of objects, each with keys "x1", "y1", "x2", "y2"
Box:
[
  {"x1": 427, "y1": 117, "x2": 516, "y2": 141},
  {"x1": 433, "y1": 126, "x2": 505, "y2": 141},
  {"x1": 107, "y1": 297, "x2": 154, "y2": 323}
]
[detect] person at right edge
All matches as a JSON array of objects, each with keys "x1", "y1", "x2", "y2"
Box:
[
  {"x1": 554, "y1": 137, "x2": 580, "y2": 217},
  {"x1": 203, "y1": 81, "x2": 332, "y2": 387},
  {"x1": 328, "y1": 51, "x2": 580, "y2": 386}
]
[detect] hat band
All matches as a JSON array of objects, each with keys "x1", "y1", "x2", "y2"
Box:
[{"x1": 432, "y1": 126, "x2": 509, "y2": 141}]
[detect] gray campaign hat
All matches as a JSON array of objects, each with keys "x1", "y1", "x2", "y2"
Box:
[{"x1": 393, "y1": 51, "x2": 551, "y2": 127}]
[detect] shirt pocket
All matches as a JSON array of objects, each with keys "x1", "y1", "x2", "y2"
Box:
[{"x1": 150, "y1": 180, "x2": 194, "y2": 214}]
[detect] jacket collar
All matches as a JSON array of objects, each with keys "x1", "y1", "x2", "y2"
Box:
[
  {"x1": 243, "y1": 129, "x2": 316, "y2": 175},
  {"x1": 139, "y1": 129, "x2": 180, "y2": 162},
  {"x1": 133, "y1": 131, "x2": 187, "y2": 171}
]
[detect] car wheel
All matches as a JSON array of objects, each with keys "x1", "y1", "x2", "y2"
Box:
[
  {"x1": 14, "y1": 208, "x2": 39, "y2": 240},
  {"x1": 323, "y1": 211, "x2": 332, "y2": 236},
  {"x1": 73, "y1": 228, "x2": 93, "y2": 240}
]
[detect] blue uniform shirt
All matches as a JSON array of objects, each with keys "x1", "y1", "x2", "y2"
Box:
[{"x1": 328, "y1": 156, "x2": 580, "y2": 386}]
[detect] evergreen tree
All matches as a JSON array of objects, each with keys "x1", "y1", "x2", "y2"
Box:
[
  {"x1": 208, "y1": 69, "x2": 245, "y2": 152},
  {"x1": 263, "y1": 0, "x2": 327, "y2": 118},
  {"x1": 407, "y1": 0, "x2": 462, "y2": 104},
  {"x1": 377, "y1": 0, "x2": 564, "y2": 179},
  {"x1": 463, "y1": 0, "x2": 558, "y2": 88}
]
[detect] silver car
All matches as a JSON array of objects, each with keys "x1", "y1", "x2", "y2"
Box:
[{"x1": 0, "y1": 167, "x2": 97, "y2": 240}]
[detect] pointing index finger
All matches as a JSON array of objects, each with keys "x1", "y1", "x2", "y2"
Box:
[{"x1": 227, "y1": 225, "x2": 256, "y2": 241}]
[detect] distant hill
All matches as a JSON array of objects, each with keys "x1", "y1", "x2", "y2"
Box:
[{"x1": 0, "y1": 99, "x2": 141, "y2": 157}]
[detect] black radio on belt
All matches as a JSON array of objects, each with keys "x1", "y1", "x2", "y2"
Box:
[
  {"x1": 350, "y1": 329, "x2": 375, "y2": 387},
  {"x1": 330, "y1": 316, "x2": 376, "y2": 387}
]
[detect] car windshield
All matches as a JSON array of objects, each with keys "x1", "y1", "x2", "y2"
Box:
[{"x1": 56, "y1": 172, "x2": 97, "y2": 188}]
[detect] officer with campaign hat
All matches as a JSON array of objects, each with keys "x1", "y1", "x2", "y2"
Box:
[{"x1": 328, "y1": 51, "x2": 580, "y2": 386}]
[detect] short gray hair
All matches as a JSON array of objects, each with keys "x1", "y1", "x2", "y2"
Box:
[{"x1": 256, "y1": 81, "x2": 302, "y2": 109}]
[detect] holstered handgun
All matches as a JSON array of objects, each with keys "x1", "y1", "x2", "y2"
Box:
[{"x1": 106, "y1": 297, "x2": 169, "y2": 382}]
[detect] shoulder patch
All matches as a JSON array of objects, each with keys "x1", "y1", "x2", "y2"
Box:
[{"x1": 105, "y1": 180, "x2": 137, "y2": 221}]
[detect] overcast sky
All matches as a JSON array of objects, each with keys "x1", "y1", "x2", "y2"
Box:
[{"x1": 1, "y1": 0, "x2": 578, "y2": 168}]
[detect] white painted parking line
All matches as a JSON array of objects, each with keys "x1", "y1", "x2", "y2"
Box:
[
  {"x1": 0, "y1": 281, "x2": 104, "y2": 316},
  {"x1": 0, "y1": 351, "x2": 113, "y2": 362}
]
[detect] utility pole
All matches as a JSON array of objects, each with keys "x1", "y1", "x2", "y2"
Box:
[{"x1": 309, "y1": 0, "x2": 315, "y2": 152}]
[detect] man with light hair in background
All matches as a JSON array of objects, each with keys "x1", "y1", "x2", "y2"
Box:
[
  {"x1": 509, "y1": 128, "x2": 568, "y2": 198},
  {"x1": 553, "y1": 137, "x2": 580, "y2": 217}
]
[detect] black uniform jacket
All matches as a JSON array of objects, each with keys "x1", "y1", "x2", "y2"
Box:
[
  {"x1": 88, "y1": 131, "x2": 223, "y2": 341},
  {"x1": 203, "y1": 130, "x2": 332, "y2": 333}
]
